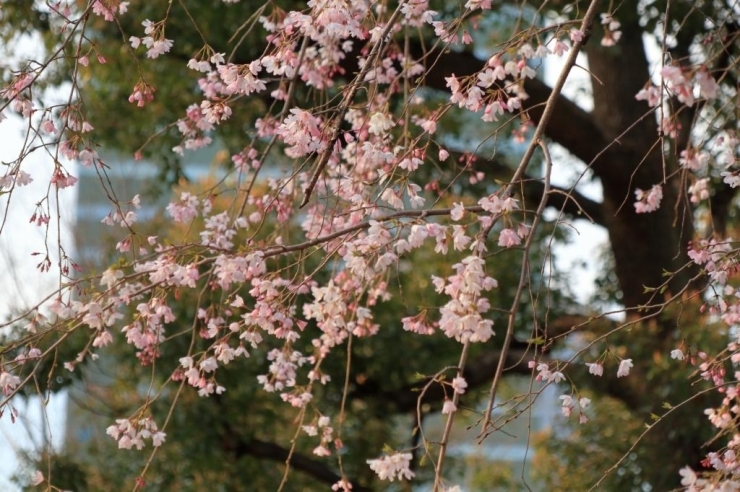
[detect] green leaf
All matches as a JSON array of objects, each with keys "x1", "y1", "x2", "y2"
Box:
[{"x1": 526, "y1": 336, "x2": 546, "y2": 345}]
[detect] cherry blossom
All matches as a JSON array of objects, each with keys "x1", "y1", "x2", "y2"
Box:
[
  {"x1": 276, "y1": 108, "x2": 328, "y2": 158},
  {"x1": 498, "y1": 228, "x2": 521, "y2": 248},
  {"x1": 689, "y1": 178, "x2": 710, "y2": 203},
  {"x1": 600, "y1": 14, "x2": 622, "y2": 46},
  {"x1": 586, "y1": 362, "x2": 604, "y2": 376},
  {"x1": 92, "y1": 0, "x2": 129, "y2": 21},
  {"x1": 367, "y1": 452, "x2": 415, "y2": 482},
  {"x1": 106, "y1": 417, "x2": 166, "y2": 450},
  {"x1": 442, "y1": 399, "x2": 457, "y2": 414},
  {"x1": 634, "y1": 184, "x2": 663, "y2": 213},
  {"x1": 30, "y1": 471, "x2": 44, "y2": 486},
  {"x1": 616, "y1": 359, "x2": 633, "y2": 378},
  {"x1": 671, "y1": 349, "x2": 685, "y2": 361},
  {"x1": 451, "y1": 376, "x2": 468, "y2": 394},
  {"x1": 437, "y1": 256, "x2": 497, "y2": 343},
  {"x1": 635, "y1": 85, "x2": 661, "y2": 107},
  {"x1": 560, "y1": 395, "x2": 574, "y2": 417}
]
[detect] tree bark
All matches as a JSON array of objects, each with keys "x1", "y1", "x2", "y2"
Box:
[{"x1": 585, "y1": 13, "x2": 699, "y2": 314}]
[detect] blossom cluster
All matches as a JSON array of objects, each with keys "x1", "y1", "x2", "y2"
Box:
[
  {"x1": 303, "y1": 415, "x2": 337, "y2": 457},
  {"x1": 367, "y1": 452, "x2": 415, "y2": 482},
  {"x1": 106, "y1": 417, "x2": 166, "y2": 450},
  {"x1": 559, "y1": 394, "x2": 591, "y2": 423}
]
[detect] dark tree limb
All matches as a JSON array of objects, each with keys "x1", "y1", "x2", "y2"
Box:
[
  {"x1": 520, "y1": 177, "x2": 604, "y2": 226},
  {"x1": 221, "y1": 434, "x2": 372, "y2": 492},
  {"x1": 350, "y1": 346, "x2": 533, "y2": 413},
  {"x1": 410, "y1": 46, "x2": 611, "y2": 170},
  {"x1": 710, "y1": 183, "x2": 737, "y2": 239},
  {"x1": 348, "y1": 313, "x2": 679, "y2": 416},
  {"x1": 454, "y1": 152, "x2": 606, "y2": 225},
  {"x1": 348, "y1": 313, "x2": 621, "y2": 414}
]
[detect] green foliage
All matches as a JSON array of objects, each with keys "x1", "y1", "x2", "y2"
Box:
[{"x1": 532, "y1": 395, "x2": 648, "y2": 491}]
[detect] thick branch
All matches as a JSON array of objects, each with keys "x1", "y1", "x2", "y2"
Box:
[
  {"x1": 221, "y1": 435, "x2": 371, "y2": 492},
  {"x1": 350, "y1": 346, "x2": 532, "y2": 413},
  {"x1": 710, "y1": 183, "x2": 737, "y2": 238},
  {"x1": 347, "y1": 310, "x2": 670, "y2": 424},
  {"x1": 414, "y1": 47, "x2": 610, "y2": 168},
  {"x1": 536, "y1": 181, "x2": 604, "y2": 225},
  {"x1": 457, "y1": 152, "x2": 605, "y2": 225},
  {"x1": 584, "y1": 13, "x2": 701, "y2": 312}
]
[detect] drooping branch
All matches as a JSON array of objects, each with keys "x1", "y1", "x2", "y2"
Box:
[
  {"x1": 348, "y1": 312, "x2": 672, "y2": 415},
  {"x1": 518, "y1": 177, "x2": 605, "y2": 226}
]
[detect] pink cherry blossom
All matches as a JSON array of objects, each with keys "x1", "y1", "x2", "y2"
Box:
[
  {"x1": 451, "y1": 376, "x2": 468, "y2": 394},
  {"x1": 498, "y1": 228, "x2": 521, "y2": 248},
  {"x1": 442, "y1": 399, "x2": 457, "y2": 414},
  {"x1": 634, "y1": 184, "x2": 663, "y2": 213}
]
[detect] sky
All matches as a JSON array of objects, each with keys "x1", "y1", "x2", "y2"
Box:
[
  {"x1": 543, "y1": 52, "x2": 609, "y2": 306},
  {"x1": 0, "y1": 110, "x2": 74, "y2": 491}
]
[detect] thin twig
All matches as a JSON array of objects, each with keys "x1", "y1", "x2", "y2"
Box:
[
  {"x1": 477, "y1": 0, "x2": 601, "y2": 437},
  {"x1": 479, "y1": 139, "x2": 552, "y2": 440},
  {"x1": 299, "y1": 2, "x2": 407, "y2": 208}
]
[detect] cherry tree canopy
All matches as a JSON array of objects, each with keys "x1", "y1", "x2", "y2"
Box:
[{"x1": 1, "y1": 0, "x2": 739, "y2": 490}]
